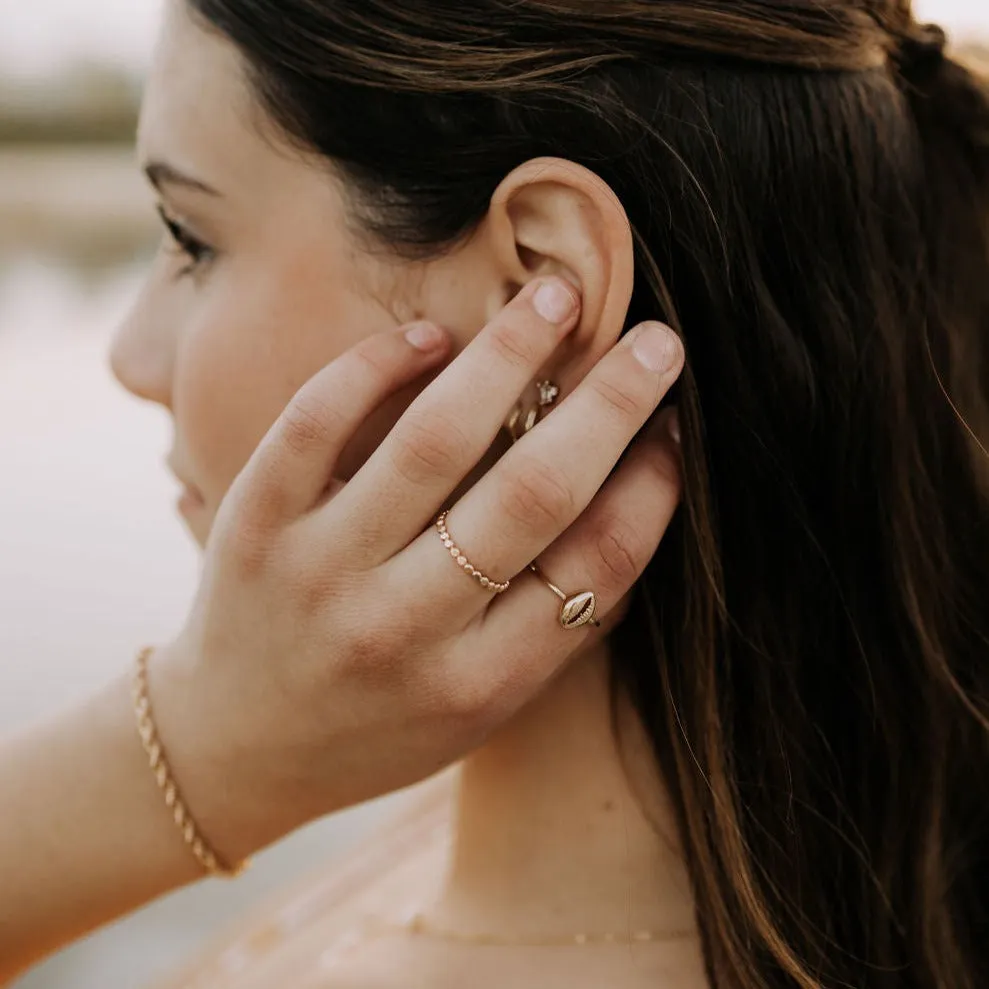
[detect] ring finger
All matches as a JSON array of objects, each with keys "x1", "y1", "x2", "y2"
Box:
[
  {"x1": 451, "y1": 415, "x2": 681, "y2": 704},
  {"x1": 390, "y1": 320, "x2": 684, "y2": 616}
]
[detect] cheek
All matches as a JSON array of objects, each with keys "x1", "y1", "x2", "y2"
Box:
[
  {"x1": 173, "y1": 264, "x2": 403, "y2": 511},
  {"x1": 176, "y1": 311, "x2": 286, "y2": 506}
]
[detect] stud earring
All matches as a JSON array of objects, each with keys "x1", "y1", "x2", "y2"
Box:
[{"x1": 507, "y1": 379, "x2": 560, "y2": 443}]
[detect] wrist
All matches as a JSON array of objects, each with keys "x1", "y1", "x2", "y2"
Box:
[{"x1": 144, "y1": 639, "x2": 319, "y2": 865}]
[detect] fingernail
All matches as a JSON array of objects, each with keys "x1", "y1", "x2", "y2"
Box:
[
  {"x1": 405, "y1": 322, "x2": 446, "y2": 352},
  {"x1": 532, "y1": 279, "x2": 577, "y2": 324},
  {"x1": 631, "y1": 322, "x2": 680, "y2": 374}
]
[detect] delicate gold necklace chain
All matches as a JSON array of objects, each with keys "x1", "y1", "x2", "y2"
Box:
[{"x1": 372, "y1": 911, "x2": 698, "y2": 948}]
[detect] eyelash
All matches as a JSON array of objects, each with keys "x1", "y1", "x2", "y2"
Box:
[{"x1": 156, "y1": 206, "x2": 215, "y2": 276}]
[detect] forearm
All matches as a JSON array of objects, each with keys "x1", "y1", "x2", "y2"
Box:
[{"x1": 0, "y1": 670, "x2": 202, "y2": 983}]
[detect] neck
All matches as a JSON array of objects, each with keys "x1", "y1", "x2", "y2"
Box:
[{"x1": 428, "y1": 640, "x2": 697, "y2": 939}]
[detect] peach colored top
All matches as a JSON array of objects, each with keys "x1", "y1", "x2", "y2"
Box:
[
  {"x1": 154, "y1": 775, "x2": 455, "y2": 989},
  {"x1": 153, "y1": 771, "x2": 708, "y2": 989}
]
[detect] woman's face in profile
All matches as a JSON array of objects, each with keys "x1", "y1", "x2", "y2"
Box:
[{"x1": 111, "y1": 0, "x2": 486, "y2": 547}]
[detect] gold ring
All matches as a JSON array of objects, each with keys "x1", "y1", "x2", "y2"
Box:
[
  {"x1": 528, "y1": 563, "x2": 601, "y2": 630},
  {"x1": 435, "y1": 512, "x2": 511, "y2": 594}
]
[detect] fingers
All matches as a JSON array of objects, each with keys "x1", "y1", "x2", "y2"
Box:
[
  {"x1": 491, "y1": 409, "x2": 681, "y2": 628},
  {"x1": 447, "y1": 416, "x2": 681, "y2": 712},
  {"x1": 393, "y1": 321, "x2": 684, "y2": 614},
  {"x1": 229, "y1": 324, "x2": 450, "y2": 530},
  {"x1": 332, "y1": 278, "x2": 581, "y2": 551}
]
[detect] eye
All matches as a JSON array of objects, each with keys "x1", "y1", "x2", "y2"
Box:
[{"x1": 156, "y1": 206, "x2": 216, "y2": 276}]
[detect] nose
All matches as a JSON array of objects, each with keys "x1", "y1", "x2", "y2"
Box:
[{"x1": 110, "y1": 275, "x2": 175, "y2": 409}]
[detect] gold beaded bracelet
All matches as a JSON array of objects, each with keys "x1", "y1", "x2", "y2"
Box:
[{"x1": 132, "y1": 647, "x2": 250, "y2": 879}]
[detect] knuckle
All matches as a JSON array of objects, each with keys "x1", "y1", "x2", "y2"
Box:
[
  {"x1": 346, "y1": 626, "x2": 399, "y2": 678},
  {"x1": 350, "y1": 340, "x2": 396, "y2": 381},
  {"x1": 592, "y1": 514, "x2": 648, "y2": 592},
  {"x1": 489, "y1": 311, "x2": 542, "y2": 369},
  {"x1": 438, "y1": 671, "x2": 504, "y2": 728},
  {"x1": 442, "y1": 676, "x2": 489, "y2": 723},
  {"x1": 280, "y1": 395, "x2": 338, "y2": 457},
  {"x1": 294, "y1": 563, "x2": 339, "y2": 620},
  {"x1": 220, "y1": 511, "x2": 277, "y2": 582},
  {"x1": 590, "y1": 374, "x2": 647, "y2": 421},
  {"x1": 235, "y1": 463, "x2": 290, "y2": 526},
  {"x1": 391, "y1": 408, "x2": 471, "y2": 485},
  {"x1": 333, "y1": 607, "x2": 405, "y2": 681},
  {"x1": 439, "y1": 660, "x2": 530, "y2": 733},
  {"x1": 499, "y1": 457, "x2": 575, "y2": 531}
]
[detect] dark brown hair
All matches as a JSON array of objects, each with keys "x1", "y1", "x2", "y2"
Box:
[{"x1": 187, "y1": 1, "x2": 989, "y2": 985}]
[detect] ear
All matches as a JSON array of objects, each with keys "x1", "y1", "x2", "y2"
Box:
[{"x1": 480, "y1": 157, "x2": 635, "y2": 385}]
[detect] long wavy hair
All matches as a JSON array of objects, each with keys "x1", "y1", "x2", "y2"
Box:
[{"x1": 186, "y1": 1, "x2": 989, "y2": 986}]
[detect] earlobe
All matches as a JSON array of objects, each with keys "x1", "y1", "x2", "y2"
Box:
[{"x1": 485, "y1": 157, "x2": 636, "y2": 362}]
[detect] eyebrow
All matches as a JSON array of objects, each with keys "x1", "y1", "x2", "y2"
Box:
[{"x1": 143, "y1": 160, "x2": 221, "y2": 197}]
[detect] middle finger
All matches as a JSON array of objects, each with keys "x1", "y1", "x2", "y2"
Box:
[
  {"x1": 391, "y1": 320, "x2": 684, "y2": 612},
  {"x1": 332, "y1": 277, "x2": 581, "y2": 553}
]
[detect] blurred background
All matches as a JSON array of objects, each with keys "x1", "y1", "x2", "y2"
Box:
[{"x1": 0, "y1": 1, "x2": 987, "y2": 987}]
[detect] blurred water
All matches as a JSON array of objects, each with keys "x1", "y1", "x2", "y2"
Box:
[
  {"x1": 0, "y1": 256, "x2": 390, "y2": 989},
  {"x1": 0, "y1": 257, "x2": 190, "y2": 723}
]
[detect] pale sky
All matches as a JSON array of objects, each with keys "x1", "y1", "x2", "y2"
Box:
[{"x1": 0, "y1": 0, "x2": 986, "y2": 77}]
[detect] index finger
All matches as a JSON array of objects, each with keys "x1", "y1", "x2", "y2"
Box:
[{"x1": 226, "y1": 323, "x2": 450, "y2": 531}]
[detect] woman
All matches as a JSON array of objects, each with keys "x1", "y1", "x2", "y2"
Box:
[{"x1": 110, "y1": 0, "x2": 989, "y2": 986}]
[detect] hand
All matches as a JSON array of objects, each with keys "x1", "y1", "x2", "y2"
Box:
[{"x1": 153, "y1": 278, "x2": 685, "y2": 863}]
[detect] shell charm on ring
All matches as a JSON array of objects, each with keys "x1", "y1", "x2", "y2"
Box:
[
  {"x1": 560, "y1": 591, "x2": 599, "y2": 629},
  {"x1": 528, "y1": 563, "x2": 602, "y2": 630}
]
